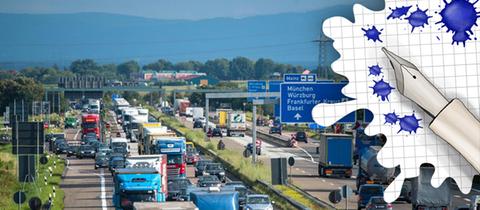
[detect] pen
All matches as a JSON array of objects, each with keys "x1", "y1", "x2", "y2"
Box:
[{"x1": 382, "y1": 47, "x2": 480, "y2": 174}]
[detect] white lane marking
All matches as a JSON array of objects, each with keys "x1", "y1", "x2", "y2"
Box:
[
  {"x1": 73, "y1": 129, "x2": 81, "y2": 142},
  {"x1": 95, "y1": 169, "x2": 107, "y2": 210},
  {"x1": 329, "y1": 183, "x2": 334, "y2": 186},
  {"x1": 454, "y1": 195, "x2": 462, "y2": 198},
  {"x1": 297, "y1": 146, "x2": 318, "y2": 164},
  {"x1": 65, "y1": 159, "x2": 71, "y2": 170},
  {"x1": 464, "y1": 198, "x2": 471, "y2": 202},
  {"x1": 322, "y1": 179, "x2": 326, "y2": 182}
]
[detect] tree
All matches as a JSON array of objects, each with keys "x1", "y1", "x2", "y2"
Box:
[
  {"x1": 117, "y1": 60, "x2": 140, "y2": 79},
  {"x1": 254, "y1": 58, "x2": 275, "y2": 79},
  {"x1": 70, "y1": 59, "x2": 99, "y2": 74},
  {"x1": 201, "y1": 58, "x2": 230, "y2": 80},
  {"x1": 0, "y1": 77, "x2": 44, "y2": 112},
  {"x1": 230, "y1": 57, "x2": 254, "y2": 80},
  {"x1": 189, "y1": 92, "x2": 204, "y2": 107},
  {"x1": 143, "y1": 59, "x2": 173, "y2": 71},
  {"x1": 174, "y1": 60, "x2": 204, "y2": 71}
]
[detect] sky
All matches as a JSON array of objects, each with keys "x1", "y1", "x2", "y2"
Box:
[{"x1": 0, "y1": 0, "x2": 356, "y2": 20}]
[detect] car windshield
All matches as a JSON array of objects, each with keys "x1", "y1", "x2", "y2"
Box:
[
  {"x1": 167, "y1": 155, "x2": 183, "y2": 164},
  {"x1": 112, "y1": 147, "x2": 126, "y2": 153},
  {"x1": 206, "y1": 164, "x2": 222, "y2": 170},
  {"x1": 247, "y1": 196, "x2": 269, "y2": 204},
  {"x1": 168, "y1": 179, "x2": 191, "y2": 190},
  {"x1": 201, "y1": 176, "x2": 219, "y2": 182},
  {"x1": 187, "y1": 147, "x2": 196, "y2": 153},
  {"x1": 81, "y1": 145, "x2": 93, "y2": 150},
  {"x1": 297, "y1": 132, "x2": 305, "y2": 137},
  {"x1": 111, "y1": 159, "x2": 124, "y2": 166},
  {"x1": 112, "y1": 142, "x2": 127, "y2": 148},
  {"x1": 196, "y1": 161, "x2": 212, "y2": 168}
]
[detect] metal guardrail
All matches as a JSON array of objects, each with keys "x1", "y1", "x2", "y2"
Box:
[{"x1": 246, "y1": 128, "x2": 289, "y2": 147}]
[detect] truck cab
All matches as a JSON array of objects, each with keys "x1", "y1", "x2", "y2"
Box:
[
  {"x1": 81, "y1": 114, "x2": 100, "y2": 138},
  {"x1": 153, "y1": 137, "x2": 187, "y2": 179},
  {"x1": 113, "y1": 168, "x2": 166, "y2": 210}
]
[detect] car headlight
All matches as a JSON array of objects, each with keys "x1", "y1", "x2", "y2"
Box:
[
  {"x1": 203, "y1": 172, "x2": 209, "y2": 175},
  {"x1": 81, "y1": 151, "x2": 85, "y2": 153},
  {"x1": 219, "y1": 172, "x2": 225, "y2": 176},
  {"x1": 245, "y1": 207, "x2": 252, "y2": 210}
]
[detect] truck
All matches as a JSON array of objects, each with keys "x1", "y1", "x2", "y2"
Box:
[
  {"x1": 125, "y1": 155, "x2": 168, "y2": 196},
  {"x1": 81, "y1": 113, "x2": 100, "y2": 138},
  {"x1": 190, "y1": 107, "x2": 204, "y2": 120},
  {"x1": 216, "y1": 109, "x2": 231, "y2": 135},
  {"x1": 356, "y1": 146, "x2": 396, "y2": 190},
  {"x1": 127, "y1": 114, "x2": 149, "y2": 142},
  {"x1": 227, "y1": 112, "x2": 246, "y2": 137},
  {"x1": 110, "y1": 137, "x2": 130, "y2": 155},
  {"x1": 318, "y1": 133, "x2": 353, "y2": 178},
  {"x1": 133, "y1": 201, "x2": 198, "y2": 210},
  {"x1": 153, "y1": 137, "x2": 187, "y2": 179},
  {"x1": 174, "y1": 99, "x2": 190, "y2": 116},
  {"x1": 407, "y1": 164, "x2": 451, "y2": 210},
  {"x1": 88, "y1": 99, "x2": 101, "y2": 114},
  {"x1": 122, "y1": 107, "x2": 139, "y2": 129},
  {"x1": 190, "y1": 189, "x2": 239, "y2": 210},
  {"x1": 138, "y1": 124, "x2": 176, "y2": 155},
  {"x1": 113, "y1": 168, "x2": 167, "y2": 210}
]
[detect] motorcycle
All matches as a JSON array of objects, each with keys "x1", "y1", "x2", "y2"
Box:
[{"x1": 243, "y1": 140, "x2": 262, "y2": 157}]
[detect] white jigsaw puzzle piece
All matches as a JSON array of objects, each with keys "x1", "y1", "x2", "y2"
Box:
[{"x1": 312, "y1": 0, "x2": 480, "y2": 202}]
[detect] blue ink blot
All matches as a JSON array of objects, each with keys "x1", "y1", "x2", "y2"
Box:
[
  {"x1": 406, "y1": 7, "x2": 432, "y2": 32},
  {"x1": 387, "y1": 6, "x2": 412, "y2": 19},
  {"x1": 384, "y1": 112, "x2": 399, "y2": 125},
  {"x1": 437, "y1": 36, "x2": 441, "y2": 40},
  {"x1": 398, "y1": 113, "x2": 422, "y2": 134},
  {"x1": 436, "y1": 0, "x2": 480, "y2": 46},
  {"x1": 362, "y1": 26, "x2": 383, "y2": 42},
  {"x1": 368, "y1": 64, "x2": 383, "y2": 76},
  {"x1": 370, "y1": 78, "x2": 395, "y2": 101}
]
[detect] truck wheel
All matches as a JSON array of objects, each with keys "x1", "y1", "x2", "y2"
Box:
[
  {"x1": 257, "y1": 148, "x2": 261, "y2": 155},
  {"x1": 318, "y1": 166, "x2": 324, "y2": 177},
  {"x1": 95, "y1": 165, "x2": 98, "y2": 170},
  {"x1": 240, "y1": 134, "x2": 245, "y2": 137}
]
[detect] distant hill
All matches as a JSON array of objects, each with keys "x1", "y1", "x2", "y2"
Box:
[{"x1": 0, "y1": 2, "x2": 382, "y2": 69}]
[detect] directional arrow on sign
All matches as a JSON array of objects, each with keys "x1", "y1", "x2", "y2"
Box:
[{"x1": 294, "y1": 113, "x2": 302, "y2": 120}]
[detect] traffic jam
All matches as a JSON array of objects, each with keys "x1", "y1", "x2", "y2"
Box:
[{"x1": 49, "y1": 97, "x2": 274, "y2": 210}]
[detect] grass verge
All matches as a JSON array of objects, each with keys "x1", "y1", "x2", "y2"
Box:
[{"x1": 0, "y1": 143, "x2": 65, "y2": 210}]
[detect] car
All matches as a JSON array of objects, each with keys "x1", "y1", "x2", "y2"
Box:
[
  {"x1": 197, "y1": 175, "x2": 221, "y2": 188},
  {"x1": 64, "y1": 117, "x2": 78, "y2": 129},
  {"x1": 357, "y1": 184, "x2": 384, "y2": 210},
  {"x1": 94, "y1": 153, "x2": 110, "y2": 169},
  {"x1": 55, "y1": 143, "x2": 69, "y2": 154},
  {"x1": 269, "y1": 126, "x2": 282, "y2": 135},
  {"x1": 111, "y1": 146, "x2": 127, "y2": 158},
  {"x1": 108, "y1": 156, "x2": 125, "y2": 175},
  {"x1": 47, "y1": 133, "x2": 65, "y2": 142},
  {"x1": 86, "y1": 140, "x2": 102, "y2": 152},
  {"x1": 186, "y1": 148, "x2": 200, "y2": 164},
  {"x1": 76, "y1": 145, "x2": 96, "y2": 159},
  {"x1": 295, "y1": 131, "x2": 307, "y2": 143},
  {"x1": 194, "y1": 159, "x2": 213, "y2": 177},
  {"x1": 167, "y1": 177, "x2": 194, "y2": 201},
  {"x1": 83, "y1": 132, "x2": 98, "y2": 140},
  {"x1": 66, "y1": 145, "x2": 79, "y2": 157},
  {"x1": 211, "y1": 128, "x2": 223, "y2": 137},
  {"x1": 365, "y1": 196, "x2": 392, "y2": 210},
  {"x1": 223, "y1": 183, "x2": 248, "y2": 207},
  {"x1": 203, "y1": 163, "x2": 226, "y2": 182},
  {"x1": 245, "y1": 194, "x2": 274, "y2": 210},
  {"x1": 193, "y1": 120, "x2": 203, "y2": 129}
]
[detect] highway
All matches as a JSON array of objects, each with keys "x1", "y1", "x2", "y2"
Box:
[{"x1": 59, "y1": 109, "x2": 262, "y2": 210}]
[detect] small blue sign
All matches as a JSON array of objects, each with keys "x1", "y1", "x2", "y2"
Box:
[
  {"x1": 248, "y1": 81, "x2": 267, "y2": 102},
  {"x1": 268, "y1": 80, "x2": 282, "y2": 92},
  {"x1": 280, "y1": 82, "x2": 349, "y2": 123},
  {"x1": 283, "y1": 74, "x2": 316, "y2": 83}
]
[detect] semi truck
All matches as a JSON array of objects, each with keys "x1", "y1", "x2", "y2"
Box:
[
  {"x1": 190, "y1": 189, "x2": 239, "y2": 210},
  {"x1": 125, "y1": 155, "x2": 168, "y2": 197},
  {"x1": 190, "y1": 107, "x2": 204, "y2": 120},
  {"x1": 153, "y1": 137, "x2": 187, "y2": 179},
  {"x1": 318, "y1": 133, "x2": 353, "y2": 178},
  {"x1": 121, "y1": 107, "x2": 139, "y2": 129},
  {"x1": 127, "y1": 114, "x2": 149, "y2": 142},
  {"x1": 226, "y1": 112, "x2": 246, "y2": 137},
  {"x1": 133, "y1": 202, "x2": 198, "y2": 210},
  {"x1": 113, "y1": 168, "x2": 167, "y2": 210},
  {"x1": 407, "y1": 165, "x2": 451, "y2": 210},
  {"x1": 138, "y1": 123, "x2": 176, "y2": 155},
  {"x1": 216, "y1": 109, "x2": 231, "y2": 135},
  {"x1": 81, "y1": 113, "x2": 100, "y2": 138},
  {"x1": 356, "y1": 146, "x2": 396, "y2": 190},
  {"x1": 174, "y1": 99, "x2": 190, "y2": 116}
]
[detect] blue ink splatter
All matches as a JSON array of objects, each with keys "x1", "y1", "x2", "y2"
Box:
[
  {"x1": 406, "y1": 7, "x2": 432, "y2": 32},
  {"x1": 436, "y1": 0, "x2": 480, "y2": 46},
  {"x1": 368, "y1": 64, "x2": 383, "y2": 76},
  {"x1": 398, "y1": 113, "x2": 422, "y2": 134},
  {"x1": 387, "y1": 6, "x2": 412, "y2": 19},
  {"x1": 436, "y1": 36, "x2": 441, "y2": 40},
  {"x1": 384, "y1": 112, "x2": 399, "y2": 125},
  {"x1": 362, "y1": 26, "x2": 383, "y2": 42},
  {"x1": 370, "y1": 78, "x2": 395, "y2": 101}
]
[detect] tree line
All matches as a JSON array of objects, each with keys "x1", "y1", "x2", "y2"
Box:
[{"x1": 0, "y1": 57, "x2": 306, "y2": 84}]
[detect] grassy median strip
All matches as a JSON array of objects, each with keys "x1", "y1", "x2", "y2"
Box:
[
  {"x1": 0, "y1": 143, "x2": 65, "y2": 210},
  {"x1": 150, "y1": 110, "x2": 323, "y2": 210}
]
